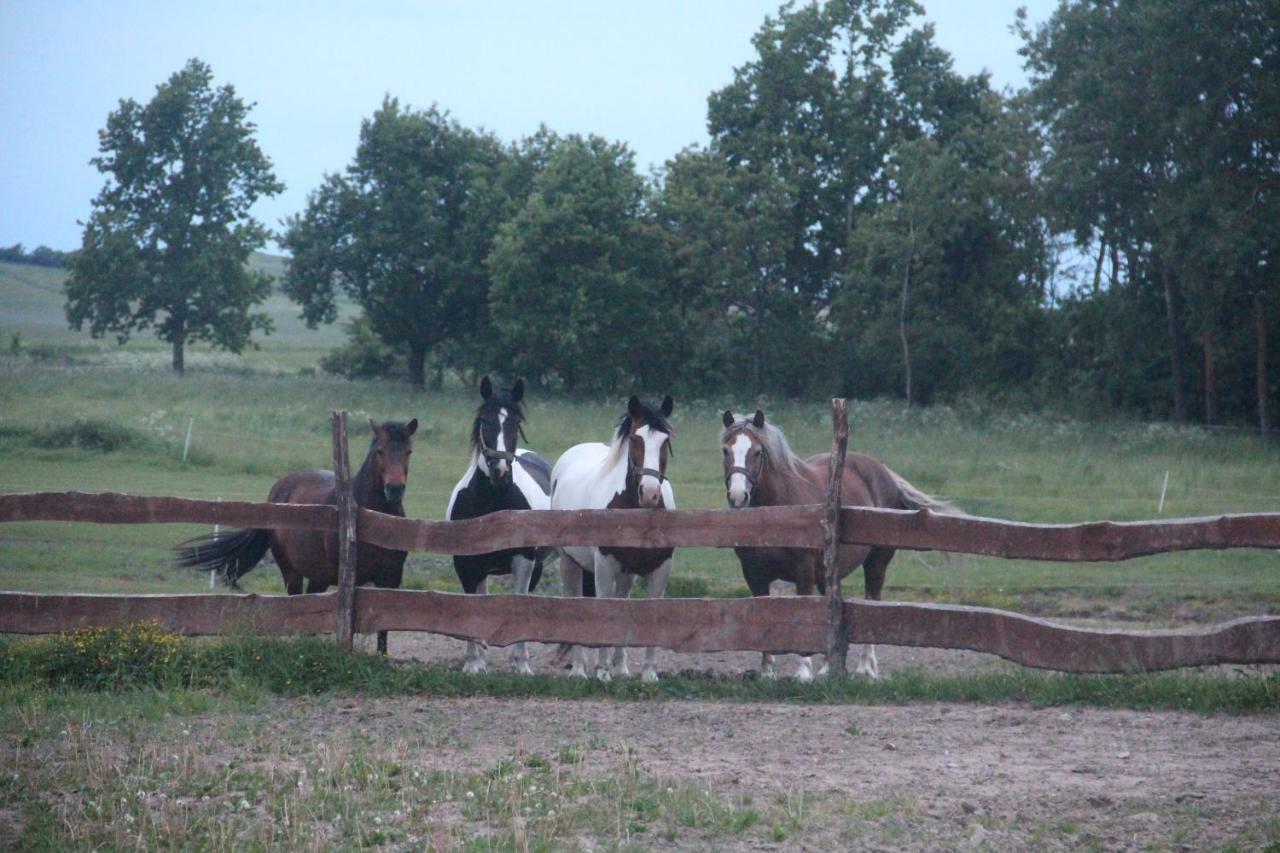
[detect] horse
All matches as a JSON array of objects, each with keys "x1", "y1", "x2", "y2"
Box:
[
  {"x1": 174, "y1": 418, "x2": 418, "y2": 655},
  {"x1": 720, "y1": 409, "x2": 956, "y2": 680},
  {"x1": 551, "y1": 395, "x2": 676, "y2": 682},
  {"x1": 445, "y1": 376, "x2": 554, "y2": 675}
]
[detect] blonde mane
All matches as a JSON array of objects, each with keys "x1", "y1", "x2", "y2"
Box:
[{"x1": 719, "y1": 415, "x2": 805, "y2": 478}]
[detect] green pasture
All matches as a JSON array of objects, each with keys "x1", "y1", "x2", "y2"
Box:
[{"x1": 1, "y1": 258, "x2": 1278, "y2": 619}]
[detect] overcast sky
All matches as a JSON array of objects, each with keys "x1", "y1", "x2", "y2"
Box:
[{"x1": 1, "y1": 1, "x2": 1058, "y2": 252}]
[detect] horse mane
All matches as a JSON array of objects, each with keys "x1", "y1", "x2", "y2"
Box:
[
  {"x1": 469, "y1": 391, "x2": 526, "y2": 459},
  {"x1": 719, "y1": 415, "x2": 805, "y2": 479},
  {"x1": 605, "y1": 400, "x2": 674, "y2": 470}
]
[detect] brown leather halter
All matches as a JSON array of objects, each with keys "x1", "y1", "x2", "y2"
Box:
[{"x1": 724, "y1": 433, "x2": 767, "y2": 501}]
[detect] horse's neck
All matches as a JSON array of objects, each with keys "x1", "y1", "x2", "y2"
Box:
[
  {"x1": 351, "y1": 449, "x2": 387, "y2": 511},
  {"x1": 757, "y1": 457, "x2": 821, "y2": 507}
]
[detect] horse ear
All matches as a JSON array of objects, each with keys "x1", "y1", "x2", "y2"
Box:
[
  {"x1": 405, "y1": 418, "x2": 418, "y2": 436},
  {"x1": 369, "y1": 418, "x2": 383, "y2": 439},
  {"x1": 627, "y1": 395, "x2": 642, "y2": 417},
  {"x1": 661, "y1": 395, "x2": 674, "y2": 418},
  {"x1": 752, "y1": 409, "x2": 766, "y2": 429},
  {"x1": 512, "y1": 378, "x2": 525, "y2": 402},
  {"x1": 722, "y1": 410, "x2": 735, "y2": 429},
  {"x1": 480, "y1": 376, "x2": 493, "y2": 400}
]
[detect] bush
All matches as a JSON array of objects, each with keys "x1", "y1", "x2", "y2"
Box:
[
  {"x1": 31, "y1": 419, "x2": 147, "y2": 452},
  {"x1": 20, "y1": 624, "x2": 197, "y2": 690},
  {"x1": 319, "y1": 316, "x2": 400, "y2": 379}
]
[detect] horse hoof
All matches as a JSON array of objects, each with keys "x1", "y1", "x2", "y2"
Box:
[
  {"x1": 615, "y1": 666, "x2": 632, "y2": 679},
  {"x1": 641, "y1": 670, "x2": 659, "y2": 683},
  {"x1": 595, "y1": 668, "x2": 612, "y2": 683},
  {"x1": 514, "y1": 662, "x2": 534, "y2": 676},
  {"x1": 568, "y1": 665, "x2": 588, "y2": 679},
  {"x1": 794, "y1": 667, "x2": 814, "y2": 683},
  {"x1": 463, "y1": 660, "x2": 487, "y2": 675},
  {"x1": 855, "y1": 664, "x2": 880, "y2": 680},
  {"x1": 761, "y1": 669, "x2": 778, "y2": 681},
  {"x1": 817, "y1": 661, "x2": 830, "y2": 677}
]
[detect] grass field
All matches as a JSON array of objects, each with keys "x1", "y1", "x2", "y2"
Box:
[
  {"x1": 3, "y1": 259, "x2": 1279, "y2": 851},
  {"x1": 2, "y1": 257, "x2": 1279, "y2": 619}
]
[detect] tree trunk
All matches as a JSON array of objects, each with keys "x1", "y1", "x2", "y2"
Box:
[
  {"x1": 899, "y1": 220, "x2": 915, "y2": 407},
  {"x1": 407, "y1": 345, "x2": 426, "y2": 389},
  {"x1": 1201, "y1": 332, "x2": 1216, "y2": 427},
  {"x1": 431, "y1": 364, "x2": 445, "y2": 390},
  {"x1": 1160, "y1": 265, "x2": 1186, "y2": 425},
  {"x1": 171, "y1": 337, "x2": 184, "y2": 375},
  {"x1": 1092, "y1": 239, "x2": 1106, "y2": 294},
  {"x1": 1257, "y1": 292, "x2": 1270, "y2": 440}
]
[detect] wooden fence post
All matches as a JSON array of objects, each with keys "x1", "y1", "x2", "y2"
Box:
[
  {"x1": 822, "y1": 398, "x2": 850, "y2": 676},
  {"x1": 332, "y1": 410, "x2": 358, "y2": 651}
]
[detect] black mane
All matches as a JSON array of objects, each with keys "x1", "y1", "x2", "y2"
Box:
[
  {"x1": 615, "y1": 400, "x2": 673, "y2": 441},
  {"x1": 470, "y1": 391, "x2": 526, "y2": 454}
]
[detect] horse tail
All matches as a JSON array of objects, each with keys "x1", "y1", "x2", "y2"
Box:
[
  {"x1": 173, "y1": 528, "x2": 271, "y2": 586},
  {"x1": 529, "y1": 552, "x2": 545, "y2": 593},
  {"x1": 887, "y1": 470, "x2": 961, "y2": 515}
]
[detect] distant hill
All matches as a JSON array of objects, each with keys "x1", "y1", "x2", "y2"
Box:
[{"x1": 0, "y1": 255, "x2": 355, "y2": 352}]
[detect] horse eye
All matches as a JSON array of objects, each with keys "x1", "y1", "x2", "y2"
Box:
[{"x1": 722, "y1": 448, "x2": 729, "y2": 456}]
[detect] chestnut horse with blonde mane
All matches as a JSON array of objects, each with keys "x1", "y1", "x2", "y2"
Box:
[{"x1": 720, "y1": 409, "x2": 956, "y2": 680}]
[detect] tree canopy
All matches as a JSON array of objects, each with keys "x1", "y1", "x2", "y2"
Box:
[{"x1": 65, "y1": 58, "x2": 282, "y2": 374}]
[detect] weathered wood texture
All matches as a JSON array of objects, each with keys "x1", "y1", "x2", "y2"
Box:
[
  {"x1": 2, "y1": 590, "x2": 1277, "y2": 672},
  {"x1": 357, "y1": 505, "x2": 824, "y2": 554},
  {"x1": 0, "y1": 491, "x2": 335, "y2": 531},
  {"x1": 839, "y1": 507, "x2": 1280, "y2": 560},
  {"x1": 355, "y1": 589, "x2": 829, "y2": 653},
  {"x1": 0, "y1": 591, "x2": 335, "y2": 636},
  {"x1": 845, "y1": 600, "x2": 1280, "y2": 673},
  {"x1": 332, "y1": 411, "x2": 358, "y2": 650},
  {"x1": 822, "y1": 398, "x2": 850, "y2": 675}
]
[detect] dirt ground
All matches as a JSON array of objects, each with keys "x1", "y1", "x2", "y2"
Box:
[{"x1": 332, "y1": 634, "x2": 1280, "y2": 849}]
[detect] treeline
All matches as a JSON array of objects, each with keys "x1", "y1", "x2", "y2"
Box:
[
  {"x1": 1, "y1": 244, "x2": 70, "y2": 268},
  {"x1": 280, "y1": 0, "x2": 1277, "y2": 430}
]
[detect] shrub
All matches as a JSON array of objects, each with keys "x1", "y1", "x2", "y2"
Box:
[
  {"x1": 319, "y1": 316, "x2": 400, "y2": 379},
  {"x1": 31, "y1": 419, "x2": 147, "y2": 452},
  {"x1": 27, "y1": 623, "x2": 196, "y2": 690}
]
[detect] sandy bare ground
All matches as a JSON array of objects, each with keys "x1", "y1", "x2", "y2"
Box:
[{"x1": 293, "y1": 693, "x2": 1280, "y2": 850}]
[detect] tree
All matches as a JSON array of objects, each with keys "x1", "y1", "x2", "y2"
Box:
[
  {"x1": 488, "y1": 134, "x2": 670, "y2": 392},
  {"x1": 65, "y1": 59, "x2": 282, "y2": 374},
  {"x1": 282, "y1": 99, "x2": 505, "y2": 388}
]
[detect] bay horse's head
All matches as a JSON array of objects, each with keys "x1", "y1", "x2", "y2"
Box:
[
  {"x1": 618, "y1": 394, "x2": 674, "y2": 508},
  {"x1": 721, "y1": 409, "x2": 768, "y2": 508},
  {"x1": 471, "y1": 375, "x2": 526, "y2": 488},
  {"x1": 368, "y1": 418, "x2": 418, "y2": 507}
]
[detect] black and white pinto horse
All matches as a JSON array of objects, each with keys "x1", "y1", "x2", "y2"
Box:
[
  {"x1": 551, "y1": 395, "x2": 676, "y2": 682},
  {"x1": 446, "y1": 377, "x2": 553, "y2": 674}
]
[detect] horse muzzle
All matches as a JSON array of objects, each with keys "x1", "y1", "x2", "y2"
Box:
[{"x1": 384, "y1": 483, "x2": 406, "y2": 504}]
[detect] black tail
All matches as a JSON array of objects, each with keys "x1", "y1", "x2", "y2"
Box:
[{"x1": 173, "y1": 528, "x2": 270, "y2": 586}]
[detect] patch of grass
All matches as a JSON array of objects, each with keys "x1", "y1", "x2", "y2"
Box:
[{"x1": 1, "y1": 633, "x2": 1276, "y2": 714}]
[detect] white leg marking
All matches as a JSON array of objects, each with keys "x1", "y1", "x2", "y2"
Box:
[
  {"x1": 509, "y1": 556, "x2": 535, "y2": 675},
  {"x1": 640, "y1": 558, "x2": 671, "y2": 682},
  {"x1": 794, "y1": 656, "x2": 814, "y2": 682},
  {"x1": 855, "y1": 644, "x2": 880, "y2": 679},
  {"x1": 761, "y1": 652, "x2": 777, "y2": 680},
  {"x1": 593, "y1": 555, "x2": 620, "y2": 682}
]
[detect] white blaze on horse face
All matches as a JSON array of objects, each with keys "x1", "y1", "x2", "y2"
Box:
[
  {"x1": 635, "y1": 425, "x2": 667, "y2": 506},
  {"x1": 493, "y1": 409, "x2": 510, "y2": 478},
  {"x1": 727, "y1": 433, "x2": 753, "y2": 508}
]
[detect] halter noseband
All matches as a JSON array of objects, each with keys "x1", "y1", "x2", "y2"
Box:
[{"x1": 724, "y1": 432, "x2": 767, "y2": 494}]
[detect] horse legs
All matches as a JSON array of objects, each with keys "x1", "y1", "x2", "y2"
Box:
[
  {"x1": 639, "y1": 559, "x2": 671, "y2": 682},
  {"x1": 792, "y1": 560, "x2": 818, "y2": 682},
  {"x1": 508, "y1": 556, "x2": 536, "y2": 675},
  {"x1": 609, "y1": 572, "x2": 636, "y2": 678},
  {"x1": 558, "y1": 554, "x2": 590, "y2": 679},
  {"x1": 592, "y1": 555, "x2": 621, "y2": 682},
  {"x1": 854, "y1": 547, "x2": 894, "y2": 679},
  {"x1": 462, "y1": 575, "x2": 489, "y2": 675}
]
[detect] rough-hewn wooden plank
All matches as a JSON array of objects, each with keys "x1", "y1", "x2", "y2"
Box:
[
  {"x1": 358, "y1": 505, "x2": 825, "y2": 555},
  {"x1": 0, "y1": 591, "x2": 335, "y2": 636},
  {"x1": 0, "y1": 491, "x2": 335, "y2": 531},
  {"x1": 822, "y1": 398, "x2": 850, "y2": 675},
  {"x1": 839, "y1": 507, "x2": 1280, "y2": 560},
  {"x1": 845, "y1": 600, "x2": 1280, "y2": 673},
  {"x1": 332, "y1": 411, "x2": 357, "y2": 651},
  {"x1": 354, "y1": 589, "x2": 831, "y2": 653}
]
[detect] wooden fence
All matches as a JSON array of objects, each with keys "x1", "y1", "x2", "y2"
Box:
[{"x1": 1, "y1": 406, "x2": 1278, "y2": 675}]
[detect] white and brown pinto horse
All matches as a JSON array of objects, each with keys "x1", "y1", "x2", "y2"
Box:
[
  {"x1": 721, "y1": 409, "x2": 956, "y2": 680},
  {"x1": 551, "y1": 395, "x2": 676, "y2": 682}
]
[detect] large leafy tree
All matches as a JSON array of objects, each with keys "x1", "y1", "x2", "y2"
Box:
[
  {"x1": 282, "y1": 99, "x2": 505, "y2": 388},
  {"x1": 1021, "y1": 0, "x2": 1280, "y2": 428},
  {"x1": 488, "y1": 134, "x2": 672, "y2": 392},
  {"x1": 65, "y1": 59, "x2": 283, "y2": 374}
]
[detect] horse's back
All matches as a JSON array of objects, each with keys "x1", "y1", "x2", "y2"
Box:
[
  {"x1": 514, "y1": 449, "x2": 553, "y2": 505},
  {"x1": 550, "y1": 442, "x2": 614, "y2": 510},
  {"x1": 269, "y1": 469, "x2": 337, "y2": 506}
]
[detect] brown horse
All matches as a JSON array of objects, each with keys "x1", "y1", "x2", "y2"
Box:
[
  {"x1": 720, "y1": 409, "x2": 955, "y2": 679},
  {"x1": 175, "y1": 418, "x2": 418, "y2": 654}
]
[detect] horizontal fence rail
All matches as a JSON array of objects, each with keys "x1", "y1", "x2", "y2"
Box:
[
  {"x1": 3, "y1": 590, "x2": 1277, "y2": 674},
  {"x1": 4, "y1": 491, "x2": 1280, "y2": 560}
]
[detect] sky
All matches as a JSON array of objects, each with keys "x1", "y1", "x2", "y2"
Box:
[{"x1": 0, "y1": 0, "x2": 1059, "y2": 253}]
